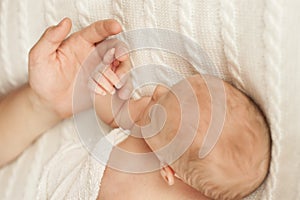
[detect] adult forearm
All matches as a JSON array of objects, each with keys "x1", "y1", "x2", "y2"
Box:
[{"x1": 0, "y1": 84, "x2": 62, "y2": 167}]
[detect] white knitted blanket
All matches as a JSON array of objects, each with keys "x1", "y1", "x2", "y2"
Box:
[{"x1": 0, "y1": 0, "x2": 300, "y2": 199}]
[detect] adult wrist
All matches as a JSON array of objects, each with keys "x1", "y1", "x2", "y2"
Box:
[{"x1": 26, "y1": 84, "x2": 63, "y2": 122}]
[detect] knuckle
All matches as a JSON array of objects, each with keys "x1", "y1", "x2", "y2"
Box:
[{"x1": 98, "y1": 21, "x2": 107, "y2": 34}]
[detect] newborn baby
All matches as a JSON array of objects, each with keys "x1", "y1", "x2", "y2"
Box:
[{"x1": 92, "y1": 48, "x2": 271, "y2": 200}]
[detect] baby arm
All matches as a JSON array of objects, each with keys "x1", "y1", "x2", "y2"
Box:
[
  {"x1": 94, "y1": 92, "x2": 150, "y2": 129},
  {"x1": 91, "y1": 48, "x2": 150, "y2": 129},
  {"x1": 90, "y1": 46, "x2": 131, "y2": 127}
]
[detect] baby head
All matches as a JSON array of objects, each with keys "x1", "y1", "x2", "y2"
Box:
[{"x1": 139, "y1": 74, "x2": 270, "y2": 200}]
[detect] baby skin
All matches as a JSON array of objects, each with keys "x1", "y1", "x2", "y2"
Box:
[{"x1": 93, "y1": 49, "x2": 271, "y2": 200}]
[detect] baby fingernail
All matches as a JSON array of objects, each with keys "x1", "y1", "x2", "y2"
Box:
[
  {"x1": 160, "y1": 170, "x2": 166, "y2": 177},
  {"x1": 116, "y1": 81, "x2": 124, "y2": 89},
  {"x1": 116, "y1": 74, "x2": 127, "y2": 89},
  {"x1": 110, "y1": 88, "x2": 116, "y2": 95},
  {"x1": 115, "y1": 78, "x2": 123, "y2": 89},
  {"x1": 95, "y1": 87, "x2": 106, "y2": 96}
]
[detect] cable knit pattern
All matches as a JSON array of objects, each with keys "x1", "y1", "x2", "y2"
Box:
[
  {"x1": 143, "y1": 0, "x2": 157, "y2": 64},
  {"x1": 178, "y1": 0, "x2": 194, "y2": 37},
  {"x1": 35, "y1": 120, "x2": 107, "y2": 200},
  {"x1": 18, "y1": 0, "x2": 29, "y2": 82},
  {"x1": 37, "y1": 141, "x2": 84, "y2": 199},
  {"x1": 111, "y1": 0, "x2": 124, "y2": 29},
  {"x1": 44, "y1": 0, "x2": 57, "y2": 25},
  {"x1": 0, "y1": 0, "x2": 16, "y2": 91},
  {"x1": 262, "y1": 0, "x2": 283, "y2": 199},
  {"x1": 143, "y1": 0, "x2": 165, "y2": 68},
  {"x1": 220, "y1": 0, "x2": 245, "y2": 90},
  {"x1": 23, "y1": 133, "x2": 46, "y2": 199},
  {"x1": 143, "y1": 0, "x2": 157, "y2": 28},
  {"x1": 178, "y1": 0, "x2": 194, "y2": 62},
  {"x1": 3, "y1": 147, "x2": 25, "y2": 199},
  {"x1": 76, "y1": 0, "x2": 90, "y2": 28}
]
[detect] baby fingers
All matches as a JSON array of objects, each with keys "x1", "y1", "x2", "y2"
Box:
[
  {"x1": 91, "y1": 71, "x2": 116, "y2": 95},
  {"x1": 90, "y1": 64, "x2": 124, "y2": 95},
  {"x1": 102, "y1": 67, "x2": 120, "y2": 87}
]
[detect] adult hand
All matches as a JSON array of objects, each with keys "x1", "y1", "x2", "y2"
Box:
[{"x1": 28, "y1": 18, "x2": 125, "y2": 118}]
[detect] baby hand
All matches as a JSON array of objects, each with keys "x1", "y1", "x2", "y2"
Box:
[{"x1": 88, "y1": 41, "x2": 133, "y2": 100}]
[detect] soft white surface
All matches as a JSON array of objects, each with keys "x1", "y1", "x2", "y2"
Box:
[{"x1": 0, "y1": 0, "x2": 300, "y2": 199}]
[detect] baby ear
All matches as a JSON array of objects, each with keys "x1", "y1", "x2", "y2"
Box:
[{"x1": 160, "y1": 166, "x2": 175, "y2": 186}]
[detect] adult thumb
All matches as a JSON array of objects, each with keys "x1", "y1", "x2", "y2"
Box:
[{"x1": 30, "y1": 18, "x2": 72, "y2": 60}]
